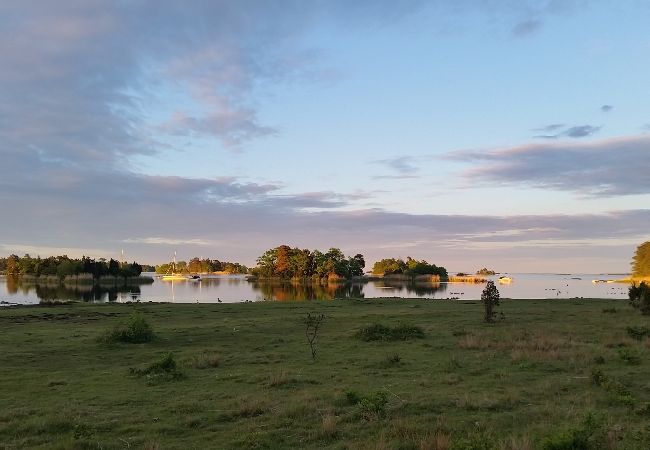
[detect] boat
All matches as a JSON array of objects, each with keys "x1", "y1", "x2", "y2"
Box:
[
  {"x1": 161, "y1": 251, "x2": 186, "y2": 281},
  {"x1": 498, "y1": 276, "x2": 513, "y2": 284},
  {"x1": 188, "y1": 274, "x2": 201, "y2": 281}
]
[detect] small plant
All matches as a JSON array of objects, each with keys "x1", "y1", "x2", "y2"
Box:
[
  {"x1": 629, "y1": 282, "x2": 650, "y2": 315},
  {"x1": 345, "y1": 390, "x2": 361, "y2": 405},
  {"x1": 481, "y1": 281, "x2": 501, "y2": 323},
  {"x1": 542, "y1": 412, "x2": 602, "y2": 450},
  {"x1": 386, "y1": 353, "x2": 401, "y2": 365},
  {"x1": 617, "y1": 347, "x2": 641, "y2": 365},
  {"x1": 304, "y1": 312, "x2": 325, "y2": 360},
  {"x1": 626, "y1": 325, "x2": 650, "y2": 340},
  {"x1": 358, "y1": 391, "x2": 389, "y2": 420},
  {"x1": 99, "y1": 310, "x2": 154, "y2": 344},
  {"x1": 344, "y1": 390, "x2": 390, "y2": 420},
  {"x1": 591, "y1": 368, "x2": 607, "y2": 386},
  {"x1": 356, "y1": 323, "x2": 425, "y2": 341},
  {"x1": 130, "y1": 353, "x2": 185, "y2": 382}
]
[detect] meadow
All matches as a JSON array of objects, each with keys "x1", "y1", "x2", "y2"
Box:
[{"x1": 1, "y1": 298, "x2": 649, "y2": 449}]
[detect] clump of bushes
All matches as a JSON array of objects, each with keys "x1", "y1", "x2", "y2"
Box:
[
  {"x1": 542, "y1": 412, "x2": 602, "y2": 450},
  {"x1": 626, "y1": 325, "x2": 650, "y2": 340},
  {"x1": 98, "y1": 311, "x2": 154, "y2": 344},
  {"x1": 345, "y1": 390, "x2": 389, "y2": 420},
  {"x1": 356, "y1": 323, "x2": 424, "y2": 341},
  {"x1": 130, "y1": 353, "x2": 185, "y2": 382},
  {"x1": 591, "y1": 369, "x2": 635, "y2": 405}
]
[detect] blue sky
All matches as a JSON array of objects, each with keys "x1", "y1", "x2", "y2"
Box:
[{"x1": 1, "y1": 1, "x2": 649, "y2": 272}]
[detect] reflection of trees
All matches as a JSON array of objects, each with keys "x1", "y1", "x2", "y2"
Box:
[
  {"x1": 5, "y1": 275, "x2": 19, "y2": 294},
  {"x1": 249, "y1": 279, "x2": 366, "y2": 301},
  {"x1": 3, "y1": 276, "x2": 142, "y2": 303},
  {"x1": 372, "y1": 280, "x2": 447, "y2": 297},
  {"x1": 248, "y1": 278, "x2": 446, "y2": 301}
]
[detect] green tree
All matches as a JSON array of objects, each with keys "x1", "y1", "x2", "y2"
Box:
[
  {"x1": 481, "y1": 281, "x2": 501, "y2": 323},
  {"x1": 632, "y1": 241, "x2": 650, "y2": 278}
]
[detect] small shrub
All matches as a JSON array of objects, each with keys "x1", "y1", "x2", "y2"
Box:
[
  {"x1": 357, "y1": 323, "x2": 425, "y2": 341},
  {"x1": 591, "y1": 368, "x2": 607, "y2": 386},
  {"x1": 345, "y1": 390, "x2": 361, "y2": 405},
  {"x1": 542, "y1": 412, "x2": 602, "y2": 450},
  {"x1": 130, "y1": 353, "x2": 185, "y2": 382},
  {"x1": 629, "y1": 282, "x2": 650, "y2": 315},
  {"x1": 304, "y1": 312, "x2": 325, "y2": 360},
  {"x1": 358, "y1": 391, "x2": 389, "y2": 420},
  {"x1": 626, "y1": 325, "x2": 650, "y2": 340},
  {"x1": 385, "y1": 353, "x2": 402, "y2": 366},
  {"x1": 617, "y1": 347, "x2": 641, "y2": 365},
  {"x1": 99, "y1": 311, "x2": 154, "y2": 344},
  {"x1": 635, "y1": 402, "x2": 650, "y2": 416},
  {"x1": 592, "y1": 355, "x2": 605, "y2": 365}
]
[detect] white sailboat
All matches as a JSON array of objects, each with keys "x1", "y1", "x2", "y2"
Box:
[{"x1": 162, "y1": 251, "x2": 186, "y2": 280}]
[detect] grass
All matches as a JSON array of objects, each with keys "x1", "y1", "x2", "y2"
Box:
[{"x1": 1, "y1": 298, "x2": 650, "y2": 448}]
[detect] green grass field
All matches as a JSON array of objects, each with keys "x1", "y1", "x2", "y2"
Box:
[{"x1": 1, "y1": 299, "x2": 649, "y2": 449}]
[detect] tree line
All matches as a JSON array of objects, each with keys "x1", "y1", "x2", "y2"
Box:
[
  {"x1": 155, "y1": 257, "x2": 249, "y2": 275},
  {"x1": 0, "y1": 254, "x2": 143, "y2": 279},
  {"x1": 252, "y1": 245, "x2": 365, "y2": 280},
  {"x1": 371, "y1": 257, "x2": 448, "y2": 278}
]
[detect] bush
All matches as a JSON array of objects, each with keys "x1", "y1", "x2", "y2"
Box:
[
  {"x1": 629, "y1": 282, "x2": 650, "y2": 314},
  {"x1": 344, "y1": 390, "x2": 390, "y2": 420},
  {"x1": 130, "y1": 353, "x2": 185, "y2": 382},
  {"x1": 626, "y1": 325, "x2": 650, "y2": 340},
  {"x1": 99, "y1": 311, "x2": 154, "y2": 344},
  {"x1": 356, "y1": 323, "x2": 425, "y2": 341},
  {"x1": 542, "y1": 412, "x2": 602, "y2": 450}
]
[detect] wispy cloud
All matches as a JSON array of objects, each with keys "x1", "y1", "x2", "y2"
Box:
[
  {"x1": 535, "y1": 124, "x2": 601, "y2": 139},
  {"x1": 512, "y1": 19, "x2": 542, "y2": 37},
  {"x1": 450, "y1": 134, "x2": 650, "y2": 197},
  {"x1": 600, "y1": 104, "x2": 613, "y2": 113}
]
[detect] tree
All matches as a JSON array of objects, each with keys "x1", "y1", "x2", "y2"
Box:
[
  {"x1": 6, "y1": 254, "x2": 20, "y2": 275},
  {"x1": 632, "y1": 241, "x2": 650, "y2": 278},
  {"x1": 629, "y1": 282, "x2": 650, "y2": 315},
  {"x1": 481, "y1": 281, "x2": 500, "y2": 323}
]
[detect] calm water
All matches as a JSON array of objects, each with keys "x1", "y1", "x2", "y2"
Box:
[{"x1": 0, "y1": 273, "x2": 630, "y2": 305}]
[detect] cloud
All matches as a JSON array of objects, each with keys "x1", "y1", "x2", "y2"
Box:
[
  {"x1": 533, "y1": 123, "x2": 565, "y2": 133},
  {"x1": 512, "y1": 19, "x2": 542, "y2": 37},
  {"x1": 535, "y1": 124, "x2": 601, "y2": 139},
  {"x1": 450, "y1": 134, "x2": 650, "y2": 196},
  {"x1": 600, "y1": 104, "x2": 613, "y2": 112}
]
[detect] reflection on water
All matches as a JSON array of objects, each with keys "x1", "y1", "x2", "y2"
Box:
[
  {"x1": 0, "y1": 273, "x2": 631, "y2": 305},
  {"x1": 1, "y1": 276, "x2": 143, "y2": 304}
]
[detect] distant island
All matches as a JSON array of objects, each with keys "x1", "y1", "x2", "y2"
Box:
[
  {"x1": 0, "y1": 254, "x2": 152, "y2": 285},
  {"x1": 476, "y1": 268, "x2": 496, "y2": 275},
  {"x1": 155, "y1": 257, "x2": 249, "y2": 275},
  {"x1": 371, "y1": 257, "x2": 448, "y2": 281},
  {"x1": 250, "y1": 245, "x2": 365, "y2": 281}
]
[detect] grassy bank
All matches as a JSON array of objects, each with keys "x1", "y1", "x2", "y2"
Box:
[{"x1": 1, "y1": 299, "x2": 650, "y2": 449}]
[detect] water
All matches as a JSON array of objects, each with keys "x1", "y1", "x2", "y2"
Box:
[{"x1": 0, "y1": 273, "x2": 631, "y2": 305}]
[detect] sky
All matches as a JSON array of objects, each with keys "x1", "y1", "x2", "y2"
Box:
[{"x1": 1, "y1": 0, "x2": 649, "y2": 273}]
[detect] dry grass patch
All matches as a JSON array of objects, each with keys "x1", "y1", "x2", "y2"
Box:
[
  {"x1": 189, "y1": 351, "x2": 220, "y2": 369},
  {"x1": 321, "y1": 412, "x2": 338, "y2": 437},
  {"x1": 498, "y1": 435, "x2": 533, "y2": 450}
]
